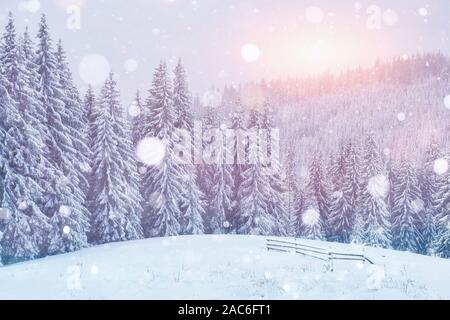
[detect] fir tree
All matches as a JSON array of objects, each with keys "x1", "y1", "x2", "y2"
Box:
[
  {"x1": 130, "y1": 90, "x2": 143, "y2": 146},
  {"x1": 0, "y1": 71, "x2": 49, "y2": 262},
  {"x1": 353, "y1": 134, "x2": 391, "y2": 248},
  {"x1": 206, "y1": 127, "x2": 234, "y2": 234},
  {"x1": 236, "y1": 132, "x2": 279, "y2": 236},
  {"x1": 391, "y1": 160, "x2": 425, "y2": 253},
  {"x1": 141, "y1": 62, "x2": 184, "y2": 237},
  {"x1": 90, "y1": 73, "x2": 143, "y2": 244},
  {"x1": 173, "y1": 59, "x2": 193, "y2": 131},
  {"x1": 0, "y1": 209, "x2": 38, "y2": 265},
  {"x1": 35, "y1": 15, "x2": 90, "y2": 252},
  {"x1": 305, "y1": 152, "x2": 331, "y2": 236},
  {"x1": 172, "y1": 60, "x2": 205, "y2": 235},
  {"x1": 284, "y1": 147, "x2": 302, "y2": 237}
]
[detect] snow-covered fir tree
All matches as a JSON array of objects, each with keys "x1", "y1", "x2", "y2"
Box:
[
  {"x1": 55, "y1": 40, "x2": 91, "y2": 193},
  {"x1": 431, "y1": 153, "x2": 450, "y2": 258},
  {"x1": 260, "y1": 104, "x2": 289, "y2": 236},
  {"x1": 35, "y1": 15, "x2": 90, "y2": 253},
  {"x1": 0, "y1": 14, "x2": 54, "y2": 257},
  {"x1": 354, "y1": 134, "x2": 391, "y2": 248},
  {"x1": 419, "y1": 142, "x2": 443, "y2": 254},
  {"x1": 173, "y1": 59, "x2": 193, "y2": 131},
  {"x1": 284, "y1": 147, "x2": 304, "y2": 237},
  {"x1": 391, "y1": 160, "x2": 425, "y2": 253},
  {"x1": 305, "y1": 152, "x2": 331, "y2": 237},
  {"x1": 0, "y1": 70, "x2": 49, "y2": 263},
  {"x1": 140, "y1": 62, "x2": 184, "y2": 237},
  {"x1": 89, "y1": 73, "x2": 143, "y2": 244},
  {"x1": 236, "y1": 127, "x2": 281, "y2": 236},
  {"x1": 171, "y1": 60, "x2": 205, "y2": 235},
  {"x1": 226, "y1": 109, "x2": 246, "y2": 231},
  {"x1": 328, "y1": 141, "x2": 361, "y2": 243},
  {"x1": 130, "y1": 90, "x2": 143, "y2": 146},
  {"x1": 205, "y1": 126, "x2": 234, "y2": 234}
]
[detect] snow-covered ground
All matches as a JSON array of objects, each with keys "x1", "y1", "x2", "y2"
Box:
[{"x1": 0, "y1": 235, "x2": 449, "y2": 299}]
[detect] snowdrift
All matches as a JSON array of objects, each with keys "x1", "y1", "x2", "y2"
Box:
[{"x1": 0, "y1": 235, "x2": 449, "y2": 299}]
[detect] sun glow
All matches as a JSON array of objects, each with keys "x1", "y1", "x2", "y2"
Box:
[
  {"x1": 269, "y1": 34, "x2": 358, "y2": 75},
  {"x1": 240, "y1": 25, "x2": 376, "y2": 78}
]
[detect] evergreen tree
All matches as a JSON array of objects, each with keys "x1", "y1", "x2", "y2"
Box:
[
  {"x1": 329, "y1": 142, "x2": 361, "y2": 243},
  {"x1": 141, "y1": 62, "x2": 184, "y2": 237},
  {"x1": 236, "y1": 131, "x2": 280, "y2": 236},
  {"x1": 130, "y1": 90, "x2": 143, "y2": 146},
  {"x1": 173, "y1": 59, "x2": 193, "y2": 131},
  {"x1": 226, "y1": 110, "x2": 246, "y2": 231},
  {"x1": 90, "y1": 73, "x2": 143, "y2": 244},
  {"x1": 181, "y1": 173, "x2": 205, "y2": 235},
  {"x1": 55, "y1": 40, "x2": 91, "y2": 191},
  {"x1": 391, "y1": 160, "x2": 425, "y2": 253},
  {"x1": 284, "y1": 147, "x2": 303, "y2": 237},
  {"x1": 305, "y1": 152, "x2": 331, "y2": 236},
  {"x1": 206, "y1": 127, "x2": 234, "y2": 234},
  {"x1": 172, "y1": 60, "x2": 205, "y2": 235},
  {"x1": 419, "y1": 143, "x2": 444, "y2": 254},
  {"x1": 433, "y1": 155, "x2": 450, "y2": 258},
  {"x1": 0, "y1": 71, "x2": 49, "y2": 263},
  {"x1": 0, "y1": 15, "x2": 53, "y2": 256},
  {"x1": 35, "y1": 15, "x2": 90, "y2": 252},
  {"x1": 260, "y1": 105, "x2": 289, "y2": 236},
  {"x1": 353, "y1": 134, "x2": 391, "y2": 248},
  {"x1": 0, "y1": 209, "x2": 38, "y2": 265},
  {"x1": 0, "y1": 13, "x2": 19, "y2": 96}
]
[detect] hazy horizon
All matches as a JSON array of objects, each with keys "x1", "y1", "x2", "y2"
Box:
[{"x1": 2, "y1": 0, "x2": 450, "y2": 103}]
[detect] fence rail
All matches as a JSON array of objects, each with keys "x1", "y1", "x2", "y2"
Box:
[{"x1": 266, "y1": 238, "x2": 374, "y2": 271}]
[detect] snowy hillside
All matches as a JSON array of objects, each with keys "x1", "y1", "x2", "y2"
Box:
[{"x1": 0, "y1": 235, "x2": 449, "y2": 300}]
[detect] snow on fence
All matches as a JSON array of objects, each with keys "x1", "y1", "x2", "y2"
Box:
[{"x1": 266, "y1": 238, "x2": 374, "y2": 272}]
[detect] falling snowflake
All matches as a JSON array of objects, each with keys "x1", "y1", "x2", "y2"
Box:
[
  {"x1": 418, "y1": 8, "x2": 428, "y2": 17},
  {"x1": 366, "y1": 265, "x2": 385, "y2": 290},
  {"x1": 305, "y1": 6, "x2": 324, "y2": 24},
  {"x1": 202, "y1": 88, "x2": 222, "y2": 108},
  {"x1": 397, "y1": 112, "x2": 406, "y2": 122},
  {"x1": 368, "y1": 174, "x2": 390, "y2": 199},
  {"x1": 382, "y1": 9, "x2": 399, "y2": 26},
  {"x1": 63, "y1": 226, "x2": 71, "y2": 234},
  {"x1": 383, "y1": 148, "x2": 391, "y2": 157},
  {"x1": 79, "y1": 162, "x2": 91, "y2": 173},
  {"x1": 59, "y1": 205, "x2": 71, "y2": 217},
  {"x1": 124, "y1": 59, "x2": 138, "y2": 73},
  {"x1": 355, "y1": 261, "x2": 365, "y2": 270},
  {"x1": 0, "y1": 208, "x2": 10, "y2": 220},
  {"x1": 78, "y1": 54, "x2": 111, "y2": 86},
  {"x1": 223, "y1": 221, "x2": 231, "y2": 228},
  {"x1": 138, "y1": 166, "x2": 147, "y2": 175},
  {"x1": 411, "y1": 199, "x2": 425, "y2": 213},
  {"x1": 18, "y1": 201, "x2": 29, "y2": 211},
  {"x1": 152, "y1": 28, "x2": 161, "y2": 36},
  {"x1": 333, "y1": 190, "x2": 343, "y2": 199},
  {"x1": 444, "y1": 95, "x2": 450, "y2": 110},
  {"x1": 282, "y1": 283, "x2": 291, "y2": 292},
  {"x1": 90, "y1": 265, "x2": 99, "y2": 274},
  {"x1": 241, "y1": 43, "x2": 261, "y2": 63},
  {"x1": 19, "y1": 0, "x2": 41, "y2": 13},
  {"x1": 128, "y1": 103, "x2": 141, "y2": 118},
  {"x1": 433, "y1": 158, "x2": 448, "y2": 175},
  {"x1": 302, "y1": 208, "x2": 320, "y2": 226},
  {"x1": 136, "y1": 137, "x2": 166, "y2": 166}
]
